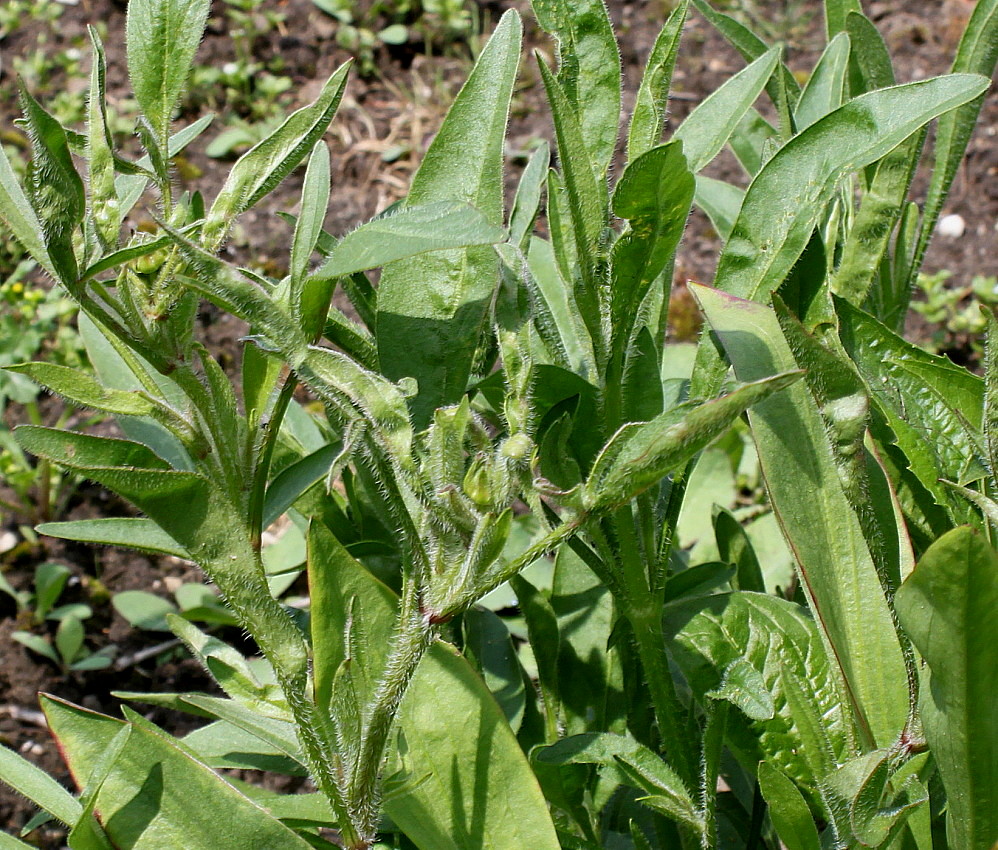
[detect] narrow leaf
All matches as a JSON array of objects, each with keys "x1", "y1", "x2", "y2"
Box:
[
  {"x1": 289, "y1": 141, "x2": 331, "y2": 285},
  {"x1": 692, "y1": 283, "x2": 909, "y2": 749},
  {"x1": 757, "y1": 761, "x2": 821, "y2": 850}
]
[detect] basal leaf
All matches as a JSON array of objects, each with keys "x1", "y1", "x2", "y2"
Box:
[
  {"x1": 794, "y1": 32, "x2": 850, "y2": 130},
  {"x1": 665, "y1": 591, "x2": 856, "y2": 809},
  {"x1": 757, "y1": 761, "x2": 821, "y2": 850},
  {"x1": 895, "y1": 527, "x2": 998, "y2": 850}
]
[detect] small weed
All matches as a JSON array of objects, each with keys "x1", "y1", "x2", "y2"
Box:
[{"x1": 911, "y1": 269, "x2": 998, "y2": 356}]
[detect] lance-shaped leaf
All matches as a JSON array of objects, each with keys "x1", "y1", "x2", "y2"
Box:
[
  {"x1": 758, "y1": 762, "x2": 821, "y2": 850},
  {"x1": 289, "y1": 141, "x2": 330, "y2": 287},
  {"x1": 692, "y1": 283, "x2": 909, "y2": 750},
  {"x1": 0, "y1": 742, "x2": 84, "y2": 829},
  {"x1": 674, "y1": 46, "x2": 779, "y2": 173},
  {"x1": 532, "y1": 0, "x2": 621, "y2": 177},
  {"x1": 627, "y1": 0, "x2": 688, "y2": 163},
  {"x1": 845, "y1": 11, "x2": 895, "y2": 94},
  {"x1": 794, "y1": 33, "x2": 850, "y2": 131},
  {"x1": 895, "y1": 527, "x2": 998, "y2": 850},
  {"x1": 610, "y1": 141, "x2": 694, "y2": 334},
  {"x1": 37, "y1": 518, "x2": 190, "y2": 559},
  {"x1": 582, "y1": 370, "x2": 801, "y2": 512},
  {"x1": 18, "y1": 82, "x2": 84, "y2": 284},
  {"x1": 6, "y1": 362, "x2": 158, "y2": 418},
  {"x1": 690, "y1": 72, "x2": 990, "y2": 400},
  {"x1": 86, "y1": 28, "x2": 119, "y2": 250},
  {"x1": 40, "y1": 697, "x2": 314, "y2": 849},
  {"x1": 203, "y1": 62, "x2": 350, "y2": 249},
  {"x1": 126, "y1": 0, "x2": 210, "y2": 145},
  {"x1": 376, "y1": 11, "x2": 521, "y2": 429},
  {"x1": 912, "y1": 0, "x2": 998, "y2": 292},
  {"x1": 0, "y1": 139, "x2": 53, "y2": 279},
  {"x1": 316, "y1": 201, "x2": 507, "y2": 279}
]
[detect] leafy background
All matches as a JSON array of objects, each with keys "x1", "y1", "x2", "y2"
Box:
[{"x1": 0, "y1": 0, "x2": 994, "y2": 842}]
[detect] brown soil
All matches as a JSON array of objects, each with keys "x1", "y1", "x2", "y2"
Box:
[{"x1": 1, "y1": 0, "x2": 994, "y2": 844}]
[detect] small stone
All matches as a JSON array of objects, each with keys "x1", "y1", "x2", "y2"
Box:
[
  {"x1": 938, "y1": 213, "x2": 966, "y2": 238},
  {"x1": 0, "y1": 530, "x2": 17, "y2": 554}
]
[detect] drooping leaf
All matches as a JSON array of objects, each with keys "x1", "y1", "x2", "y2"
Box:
[
  {"x1": 315, "y1": 201, "x2": 507, "y2": 279},
  {"x1": 690, "y1": 72, "x2": 990, "y2": 400},
  {"x1": 895, "y1": 527, "x2": 998, "y2": 850}
]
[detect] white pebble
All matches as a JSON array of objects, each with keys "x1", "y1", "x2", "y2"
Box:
[
  {"x1": 938, "y1": 213, "x2": 966, "y2": 239},
  {"x1": 0, "y1": 530, "x2": 17, "y2": 554}
]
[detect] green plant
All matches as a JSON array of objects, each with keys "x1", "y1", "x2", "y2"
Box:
[
  {"x1": 911, "y1": 269, "x2": 998, "y2": 355},
  {"x1": 2, "y1": 561, "x2": 113, "y2": 674},
  {"x1": 312, "y1": 0, "x2": 477, "y2": 75},
  {"x1": 0, "y1": 0, "x2": 996, "y2": 849}
]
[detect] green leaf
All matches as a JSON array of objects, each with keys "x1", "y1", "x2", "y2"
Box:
[
  {"x1": 705, "y1": 657, "x2": 775, "y2": 721},
  {"x1": 675, "y1": 47, "x2": 779, "y2": 173},
  {"x1": 386, "y1": 643, "x2": 561, "y2": 850},
  {"x1": 11, "y1": 632, "x2": 61, "y2": 666},
  {"x1": 55, "y1": 615, "x2": 85, "y2": 665},
  {"x1": 913, "y1": 0, "x2": 998, "y2": 292},
  {"x1": 691, "y1": 72, "x2": 990, "y2": 399},
  {"x1": 306, "y1": 523, "x2": 558, "y2": 848},
  {"x1": 895, "y1": 527, "x2": 998, "y2": 850},
  {"x1": 290, "y1": 141, "x2": 331, "y2": 286},
  {"x1": 37, "y1": 518, "x2": 190, "y2": 559},
  {"x1": 757, "y1": 761, "x2": 821, "y2": 850},
  {"x1": 463, "y1": 607, "x2": 526, "y2": 732},
  {"x1": 838, "y1": 297, "x2": 984, "y2": 515},
  {"x1": 86, "y1": 27, "x2": 119, "y2": 251},
  {"x1": 823, "y1": 0, "x2": 862, "y2": 38},
  {"x1": 509, "y1": 141, "x2": 549, "y2": 252},
  {"x1": 126, "y1": 0, "x2": 210, "y2": 145},
  {"x1": 18, "y1": 81, "x2": 85, "y2": 284},
  {"x1": 316, "y1": 201, "x2": 507, "y2": 279},
  {"x1": 375, "y1": 11, "x2": 521, "y2": 429},
  {"x1": 5, "y1": 363, "x2": 157, "y2": 417},
  {"x1": 693, "y1": 176, "x2": 744, "y2": 243},
  {"x1": 691, "y1": 0, "x2": 800, "y2": 110},
  {"x1": 0, "y1": 742, "x2": 83, "y2": 827},
  {"x1": 582, "y1": 371, "x2": 802, "y2": 512},
  {"x1": 0, "y1": 135, "x2": 53, "y2": 278},
  {"x1": 713, "y1": 506, "x2": 765, "y2": 593},
  {"x1": 610, "y1": 142, "x2": 694, "y2": 336},
  {"x1": 692, "y1": 283, "x2": 909, "y2": 749},
  {"x1": 794, "y1": 32, "x2": 850, "y2": 130},
  {"x1": 627, "y1": 0, "x2": 688, "y2": 163},
  {"x1": 41, "y1": 697, "x2": 315, "y2": 849},
  {"x1": 113, "y1": 590, "x2": 178, "y2": 631},
  {"x1": 532, "y1": 0, "x2": 621, "y2": 177},
  {"x1": 845, "y1": 11, "x2": 895, "y2": 93},
  {"x1": 203, "y1": 62, "x2": 350, "y2": 249}
]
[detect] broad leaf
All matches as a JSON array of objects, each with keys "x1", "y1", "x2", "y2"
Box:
[
  {"x1": 895, "y1": 527, "x2": 998, "y2": 850},
  {"x1": 375, "y1": 11, "x2": 521, "y2": 428},
  {"x1": 315, "y1": 201, "x2": 506, "y2": 279},
  {"x1": 41, "y1": 697, "x2": 314, "y2": 849}
]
